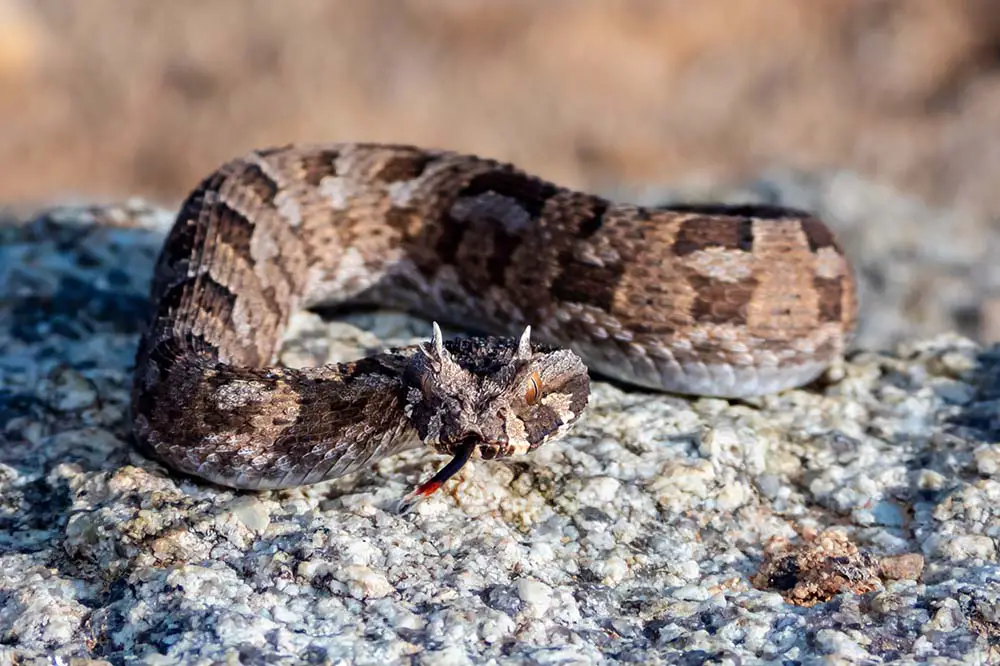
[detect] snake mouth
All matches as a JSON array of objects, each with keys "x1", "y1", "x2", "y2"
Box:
[{"x1": 398, "y1": 435, "x2": 480, "y2": 513}]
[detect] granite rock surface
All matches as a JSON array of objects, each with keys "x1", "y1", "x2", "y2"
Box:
[{"x1": 1, "y1": 181, "x2": 999, "y2": 664}]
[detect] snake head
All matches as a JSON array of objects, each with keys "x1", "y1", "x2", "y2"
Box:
[{"x1": 399, "y1": 322, "x2": 590, "y2": 505}]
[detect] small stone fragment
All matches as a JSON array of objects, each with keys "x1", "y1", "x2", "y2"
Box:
[
  {"x1": 752, "y1": 529, "x2": 921, "y2": 607},
  {"x1": 878, "y1": 553, "x2": 924, "y2": 581}
]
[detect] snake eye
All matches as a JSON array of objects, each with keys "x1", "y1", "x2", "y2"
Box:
[{"x1": 525, "y1": 371, "x2": 543, "y2": 405}]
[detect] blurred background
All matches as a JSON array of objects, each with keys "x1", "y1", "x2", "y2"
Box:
[
  {"x1": 3, "y1": 0, "x2": 1000, "y2": 345},
  {"x1": 2, "y1": 0, "x2": 999, "y2": 212}
]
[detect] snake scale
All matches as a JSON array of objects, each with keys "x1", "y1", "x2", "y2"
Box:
[{"x1": 131, "y1": 143, "x2": 857, "y2": 498}]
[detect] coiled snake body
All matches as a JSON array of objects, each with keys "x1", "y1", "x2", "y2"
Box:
[{"x1": 131, "y1": 143, "x2": 857, "y2": 495}]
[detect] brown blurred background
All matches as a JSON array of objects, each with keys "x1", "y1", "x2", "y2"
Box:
[{"x1": 2, "y1": 0, "x2": 1000, "y2": 213}]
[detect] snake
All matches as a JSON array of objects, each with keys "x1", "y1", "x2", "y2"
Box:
[{"x1": 130, "y1": 143, "x2": 857, "y2": 499}]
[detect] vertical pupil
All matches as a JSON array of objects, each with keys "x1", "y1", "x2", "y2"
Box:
[{"x1": 526, "y1": 372, "x2": 542, "y2": 404}]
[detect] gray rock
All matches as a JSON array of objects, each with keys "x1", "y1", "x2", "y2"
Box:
[{"x1": 1, "y1": 188, "x2": 999, "y2": 664}]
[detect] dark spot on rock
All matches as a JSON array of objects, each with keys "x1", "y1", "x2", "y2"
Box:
[{"x1": 481, "y1": 584, "x2": 522, "y2": 616}]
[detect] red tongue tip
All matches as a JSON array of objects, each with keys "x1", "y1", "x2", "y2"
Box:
[
  {"x1": 397, "y1": 479, "x2": 443, "y2": 515},
  {"x1": 397, "y1": 437, "x2": 479, "y2": 514},
  {"x1": 414, "y1": 479, "x2": 443, "y2": 498}
]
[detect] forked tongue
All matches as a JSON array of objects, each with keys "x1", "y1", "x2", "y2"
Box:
[{"x1": 398, "y1": 436, "x2": 478, "y2": 514}]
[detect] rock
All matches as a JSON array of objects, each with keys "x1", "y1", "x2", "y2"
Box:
[
  {"x1": 1, "y1": 200, "x2": 999, "y2": 663},
  {"x1": 751, "y1": 529, "x2": 924, "y2": 607}
]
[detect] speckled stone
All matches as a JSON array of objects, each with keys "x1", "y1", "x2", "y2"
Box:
[{"x1": 2, "y1": 195, "x2": 999, "y2": 664}]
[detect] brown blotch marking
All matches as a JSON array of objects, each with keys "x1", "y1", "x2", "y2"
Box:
[
  {"x1": 272, "y1": 246, "x2": 304, "y2": 299},
  {"x1": 338, "y1": 354, "x2": 406, "y2": 382},
  {"x1": 813, "y1": 276, "x2": 844, "y2": 322},
  {"x1": 255, "y1": 144, "x2": 292, "y2": 158},
  {"x1": 486, "y1": 227, "x2": 522, "y2": 286},
  {"x1": 156, "y1": 277, "x2": 200, "y2": 318},
  {"x1": 258, "y1": 284, "x2": 285, "y2": 323},
  {"x1": 550, "y1": 253, "x2": 626, "y2": 312},
  {"x1": 799, "y1": 217, "x2": 839, "y2": 252},
  {"x1": 374, "y1": 152, "x2": 435, "y2": 183},
  {"x1": 412, "y1": 200, "x2": 470, "y2": 276},
  {"x1": 155, "y1": 218, "x2": 200, "y2": 292},
  {"x1": 687, "y1": 273, "x2": 758, "y2": 325},
  {"x1": 673, "y1": 217, "x2": 754, "y2": 256},
  {"x1": 166, "y1": 278, "x2": 238, "y2": 325},
  {"x1": 204, "y1": 200, "x2": 256, "y2": 263},
  {"x1": 300, "y1": 150, "x2": 341, "y2": 187},
  {"x1": 522, "y1": 404, "x2": 563, "y2": 446},
  {"x1": 576, "y1": 198, "x2": 609, "y2": 238},
  {"x1": 664, "y1": 203, "x2": 808, "y2": 220},
  {"x1": 152, "y1": 276, "x2": 258, "y2": 366},
  {"x1": 562, "y1": 371, "x2": 591, "y2": 424},
  {"x1": 156, "y1": 173, "x2": 227, "y2": 279},
  {"x1": 435, "y1": 214, "x2": 467, "y2": 266},
  {"x1": 421, "y1": 208, "x2": 466, "y2": 270},
  {"x1": 613, "y1": 272, "x2": 697, "y2": 337},
  {"x1": 268, "y1": 363, "x2": 404, "y2": 457},
  {"x1": 198, "y1": 200, "x2": 271, "y2": 318},
  {"x1": 133, "y1": 334, "x2": 221, "y2": 423},
  {"x1": 385, "y1": 206, "x2": 423, "y2": 241},
  {"x1": 237, "y1": 162, "x2": 280, "y2": 204},
  {"x1": 145, "y1": 333, "x2": 220, "y2": 376},
  {"x1": 450, "y1": 217, "x2": 519, "y2": 295},
  {"x1": 627, "y1": 312, "x2": 678, "y2": 336},
  {"x1": 458, "y1": 170, "x2": 559, "y2": 219}
]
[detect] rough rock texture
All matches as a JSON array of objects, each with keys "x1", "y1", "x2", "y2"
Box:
[
  {"x1": 751, "y1": 529, "x2": 924, "y2": 607},
  {"x1": 2, "y1": 177, "x2": 1000, "y2": 663}
]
